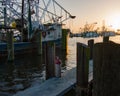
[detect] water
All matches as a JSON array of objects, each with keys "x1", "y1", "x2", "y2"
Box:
[{"x1": 0, "y1": 35, "x2": 120, "y2": 96}]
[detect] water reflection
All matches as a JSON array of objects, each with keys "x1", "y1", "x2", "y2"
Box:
[{"x1": 0, "y1": 53, "x2": 44, "y2": 95}]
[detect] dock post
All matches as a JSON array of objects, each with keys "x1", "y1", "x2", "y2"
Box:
[
  {"x1": 62, "y1": 29, "x2": 68, "y2": 52},
  {"x1": 45, "y1": 41, "x2": 55, "y2": 79},
  {"x1": 88, "y1": 39, "x2": 94, "y2": 60},
  {"x1": 76, "y1": 43, "x2": 90, "y2": 96},
  {"x1": 61, "y1": 50, "x2": 67, "y2": 67},
  {"x1": 37, "y1": 30, "x2": 42, "y2": 55},
  {"x1": 93, "y1": 42, "x2": 120, "y2": 96},
  {"x1": 7, "y1": 30, "x2": 14, "y2": 61},
  {"x1": 103, "y1": 36, "x2": 109, "y2": 42}
]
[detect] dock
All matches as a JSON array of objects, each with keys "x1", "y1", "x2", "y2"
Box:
[
  {"x1": 14, "y1": 60, "x2": 93, "y2": 96},
  {"x1": 14, "y1": 67, "x2": 76, "y2": 96}
]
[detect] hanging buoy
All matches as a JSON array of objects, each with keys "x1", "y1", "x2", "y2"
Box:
[
  {"x1": 11, "y1": 21, "x2": 16, "y2": 28},
  {"x1": 55, "y1": 56, "x2": 61, "y2": 77},
  {"x1": 42, "y1": 32, "x2": 46, "y2": 38}
]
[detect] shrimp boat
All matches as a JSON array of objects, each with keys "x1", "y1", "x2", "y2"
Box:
[
  {"x1": 0, "y1": 0, "x2": 75, "y2": 57},
  {"x1": 0, "y1": 23, "x2": 62, "y2": 56}
]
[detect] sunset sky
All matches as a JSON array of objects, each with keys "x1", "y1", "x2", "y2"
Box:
[{"x1": 56, "y1": 0, "x2": 120, "y2": 32}]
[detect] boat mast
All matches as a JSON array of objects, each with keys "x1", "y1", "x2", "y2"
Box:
[
  {"x1": 3, "y1": 0, "x2": 7, "y2": 27},
  {"x1": 21, "y1": 0, "x2": 24, "y2": 41},
  {"x1": 28, "y1": 0, "x2": 32, "y2": 39}
]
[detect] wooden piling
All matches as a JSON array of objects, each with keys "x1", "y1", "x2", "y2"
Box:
[
  {"x1": 93, "y1": 42, "x2": 120, "y2": 96},
  {"x1": 88, "y1": 39, "x2": 94, "y2": 60},
  {"x1": 45, "y1": 41, "x2": 55, "y2": 80},
  {"x1": 61, "y1": 50, "x2": 66, "y2": 67},
  {"x1": 7, "y1": 30, "x2": 14, "y2": 61},
  {"x1": 62, "y1": 29, "x2": 68, "y2": 51},
  {"x1": 37, "y1": 30, "x2": 42, "y2": 55},
  {"x1": 103, "y1": 36, "x2": 109, "y2": 42},
  {"x1": 76, "y1": 43, "x2": 90, "y2": 96}
]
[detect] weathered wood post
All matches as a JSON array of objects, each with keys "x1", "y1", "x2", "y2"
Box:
[
  {"x1": 61, "y1": 50, "x2": 66, "y2": 67},
  {"x1": 88, "y1": 39, "x2": 94, "y2": 60},
  {"x1": 103, "y1": 36, "x2": 109, "y2": 42},
  {"x1": 45, "y1": 41, "x2": 55, "y2": 80},
  {"x1": 76, "y1": 43, "x2": 90, "y2": 96},
  {"x1": 62, "y1": 29, "x2": 68, "y2": 52},
  {"x1": 7, "y1": 30, "x2": 14, "y2": 61},
  {"x1": 37, "y1": 30, "x2": 42, "y2": 55},
  {"x1": 93, "y1": 42, "x2": 120, "y2": 96}
]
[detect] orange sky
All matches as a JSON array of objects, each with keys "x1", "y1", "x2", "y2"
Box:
[{"x1": 56, "y1": 0, "x2": 120, "y2": 32}]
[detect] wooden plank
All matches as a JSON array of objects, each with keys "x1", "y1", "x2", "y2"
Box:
[
  {"x1": 76, "y1": 43, "x2": 90, "y2": 96},
  {"x1": 14, "y1": 62, "x2": 93, "y2": 96},
  {"x1": 76, "y1": 43, "x2": 89, "y2": 88},
  {"x1": 93, "y1": 42, "x2": 120, "y2": 96},
  {"x1": 7, "y1": 31, "x2": 14, "y2": 61},
  {"x1": 88, "y1": 39, "x2": 94, "y2": 60},
  {"x1": 14, "y1": 67, "x2": 76, "y2": 96},
  {"x1": 45, "y1": 41, "x2": 55, "y2": 79}
]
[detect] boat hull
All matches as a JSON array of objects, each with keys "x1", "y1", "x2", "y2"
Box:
[{"x1": 0, "y1": 39, "x2": 62, "y2": 58}]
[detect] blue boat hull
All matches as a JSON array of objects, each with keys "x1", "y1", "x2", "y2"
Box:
[{"x1": 0, "y1": 39, "x2": 62, "y2": 57}]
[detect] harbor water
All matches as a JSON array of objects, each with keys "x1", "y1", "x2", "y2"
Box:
[{"x1": 0, "y1": 36, "x2": 120, "y2": 96}]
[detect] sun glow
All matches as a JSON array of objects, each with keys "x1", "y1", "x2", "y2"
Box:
[{"x1": 106, "y1": 14, "x2": 120, "y2": 31}]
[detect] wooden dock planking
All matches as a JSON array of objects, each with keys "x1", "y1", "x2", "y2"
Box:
[
  {"x1": 14, "y1": 68, "x2": 76, "y2": 96},
  {"x1": 14, "y1": 60, "x2": 93, "y2": 96}
]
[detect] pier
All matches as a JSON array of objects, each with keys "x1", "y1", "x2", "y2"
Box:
[
  {"x1": 14, "y1": 67, "x2": 76, "y2": 96},
  {"x1": 14, "y1": 38, "x2": 120, "y2": 96},
  {"x1": 13, "y1": 41, "x2": 93, "y2": 96},
  {"x1": 14, "y1": 59, "x2": 93, "y2": 96}
]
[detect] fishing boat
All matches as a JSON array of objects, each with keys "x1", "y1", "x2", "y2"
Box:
[
  {"x1": 0, "y1": 23, "x2": 62, "y2": 56},
  {"x1": 0, "y1": 0, "x2": 75, "y2": 58}
]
